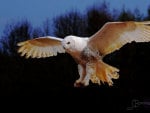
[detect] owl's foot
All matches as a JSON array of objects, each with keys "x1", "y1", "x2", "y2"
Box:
[
  {"x1": 74, "y1": 79, "x2": 89, "y2": 87},
  {"x1": 74, "y1": 81, "x2": 84, "y2": 87}
]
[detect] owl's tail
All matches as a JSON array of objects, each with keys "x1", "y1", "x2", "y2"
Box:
[{"x1": 91, "y1": 60, "x2": 119, "y2": 86}]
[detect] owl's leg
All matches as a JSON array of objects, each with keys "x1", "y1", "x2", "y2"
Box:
[
  {"x1": 74, "y1": 63, "x2": 99, "y2": 87},
  {"x1": 74, "y1": 64, "x2": 86, "y2": 87},
  {"x1": 82, "y1": 63, "x2": 95, "y2": 86},
  {"x1": 75, "y1": 63, "x2": 95, "y2": 87}
]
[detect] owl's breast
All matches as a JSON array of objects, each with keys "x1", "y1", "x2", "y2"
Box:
[{"x1": 80, "y1": 47, "x2": 102, "y2": 63}]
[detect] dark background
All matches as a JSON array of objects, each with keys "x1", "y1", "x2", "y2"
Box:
[{"x1": 0, "y1": 2, "x2": 150, "y2": 112}]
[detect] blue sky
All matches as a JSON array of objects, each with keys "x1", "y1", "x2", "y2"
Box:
[{"x1": 0, "y1": 0, "x2": 150, "y2": 36}]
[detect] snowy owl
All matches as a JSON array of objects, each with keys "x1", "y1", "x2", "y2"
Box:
[{"x1": 17, "y1": 21, "x2": 150, "y2": 87}]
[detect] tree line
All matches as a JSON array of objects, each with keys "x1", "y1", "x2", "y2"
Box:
[{"x1": 1, "y1": 2, "x2": 150, "y2": 56}]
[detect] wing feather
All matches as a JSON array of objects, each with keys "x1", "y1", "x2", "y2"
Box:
[
  {"x1": 88, "y1": 21, "x2": 150, "y2": 56},
  {"x1": 17, "y1": 36, "x2": 65, "y2": 58}
]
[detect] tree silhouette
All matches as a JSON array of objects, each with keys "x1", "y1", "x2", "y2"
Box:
[
  {"x1": 53, "y1": 10, "x2": 86, "y2": 38},
  {"x1": 32, "y1": 27, "x2": 44, "y2": 38},
  {"x1": 144, "y1": 5, "x2": 150, "y2": 20},
  {"x1": 86, "y1": 1, "x2": 113, "y2": 36},
  {"x1": 43, "y1": 18, "x2": 51, "y2": 36},
  {"x1": 134, "y1": 8, "x2": 143, "y2": 21},
  {"x1": 0, "y1": 20, "x2": 32, "y2": 56},
  {"x1": 118, "y1": 7, "x2": 135, "y2": 21}
]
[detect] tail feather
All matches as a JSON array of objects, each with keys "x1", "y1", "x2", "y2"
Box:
[{"x1": 90, "y1": 60, "x2": 119, "y2": 86}]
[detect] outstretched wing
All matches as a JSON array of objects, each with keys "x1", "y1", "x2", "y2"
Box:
[
  {"x1": 88, "y1": 21, "x2": 150, "y2": 56},
  {"x1": 17, "y1": 36, "x2": 65, "y2": 58}
]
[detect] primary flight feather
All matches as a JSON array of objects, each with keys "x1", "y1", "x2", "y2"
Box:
[{"x1": 17, "y1": 21, "x2": 150, "y2": 87}]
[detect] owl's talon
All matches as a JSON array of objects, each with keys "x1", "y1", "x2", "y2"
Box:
[{"x1": 74, "y1": 81, "x2": 85, "y2": 87}]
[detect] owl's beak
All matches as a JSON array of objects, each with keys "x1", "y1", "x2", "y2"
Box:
[{"x1": 62, "y1": 45, "x2": 65, "y2": 49}]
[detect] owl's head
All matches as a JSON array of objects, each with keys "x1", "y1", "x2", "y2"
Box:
[
  {"x1": 62, "y1": 35, "x2": 76, "y2": 52},
  {"x1": 62, "y1": 35, "x2": 89, "y2": 54}
]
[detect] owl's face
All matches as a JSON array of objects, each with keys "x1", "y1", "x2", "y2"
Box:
[{"x1": 62, "y1": 35, "x2": 76, "y2": 52}]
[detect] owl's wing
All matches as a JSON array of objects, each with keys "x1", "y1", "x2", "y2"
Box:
[
  {"x1": 17, "y1": 36, "x2": 65, "y2": 58},
  {"x1": 88, "y1": 21, "x2": 150, "y2": 56}
]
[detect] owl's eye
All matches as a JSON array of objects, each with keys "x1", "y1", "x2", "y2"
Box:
[{"x1": 67, "y1": 42, "x2": 70, "y2": 44}]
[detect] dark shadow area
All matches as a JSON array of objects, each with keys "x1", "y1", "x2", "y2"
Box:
[{"x1": 0, "y1": 42, "x2": 150, "y2": 112}]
